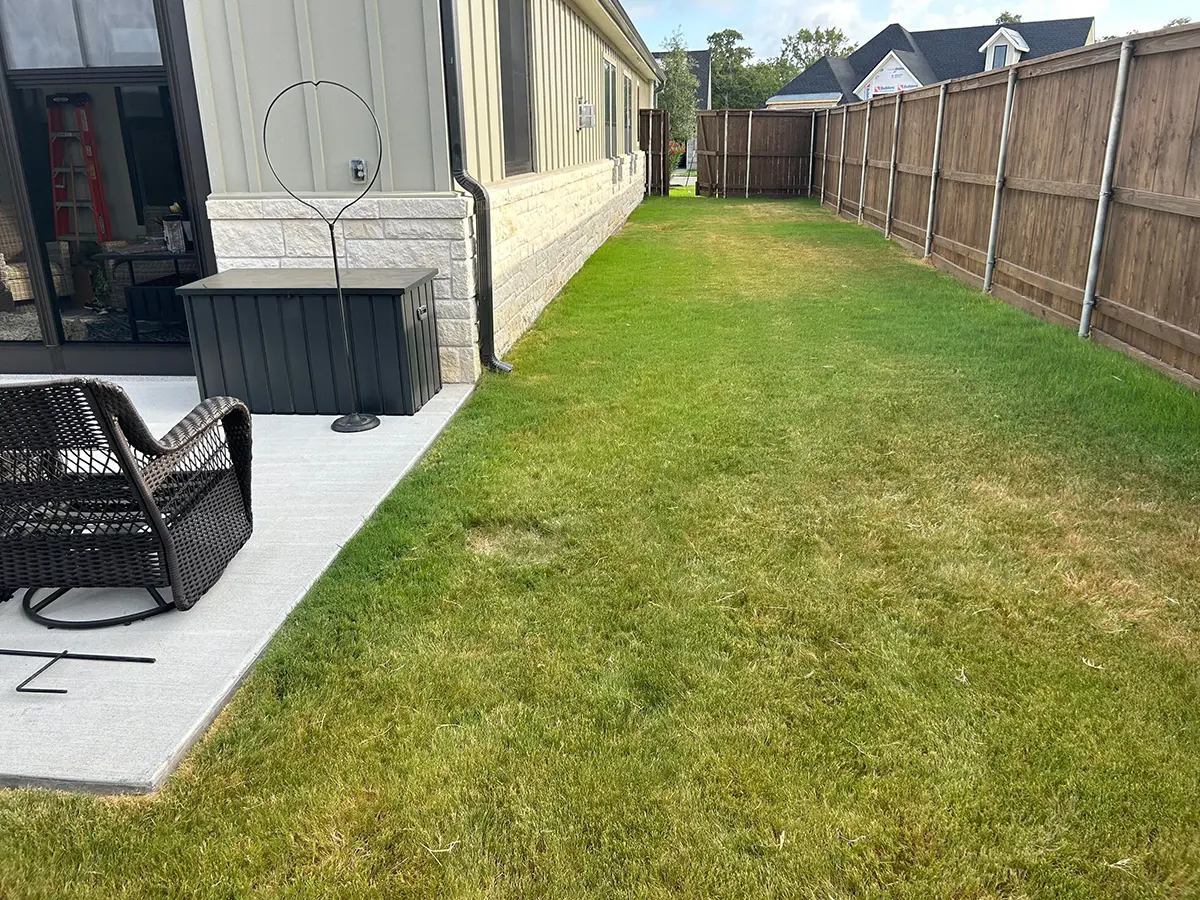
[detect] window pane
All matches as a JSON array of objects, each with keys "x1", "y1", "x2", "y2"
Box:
[
  {"x1": 0, "y1": 0, "x2": 84, "y2": 68},
  {"x1": 992, "y1": 45, "x2": 1007, "y2": 68},
  {"x1": 498, "y1": 0, "x2": 532, "y2": 176},
  {"x1": 624, "y1": 76, "x2": 633, "y2": 153},
  {"x1": 0, "y1": 0, "x2": 160, "y2": 68},
  {"x1": 78, "y1": 0, "x2": 162, "y2": 66},
  {"x1": 604, "y1": 62, "x2": 616, "y2": 158}
]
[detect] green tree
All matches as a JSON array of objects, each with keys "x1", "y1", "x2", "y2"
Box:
[
  {"x1": 779, "y1": 27, "x2": 857, "y2": 71},
  {"x1": 708, "y1": 29, "x2": 755, "y2": 108},
  {"x1": 1103, "y1": 17, "x2": 1192, "y2": 40},
  {"x1": 659, "y1": 29, "x2": 699, "y2": 144},
  {"x1": 995, "y1": 12, "x2": 1022, "y2": 24}
]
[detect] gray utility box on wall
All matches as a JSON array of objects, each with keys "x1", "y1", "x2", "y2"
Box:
[{"x1": 177, "y1": 268, "x2": 442, "y2": 416}]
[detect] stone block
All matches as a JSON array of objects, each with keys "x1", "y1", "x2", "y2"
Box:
[
  {"x1": 436, "y1": 317, "x2": 476, "y2": 347},
  {"x1": 284, "y1": 220, "x2": 342, "y2": 257},
  {"x1": 343, "y1": 219, "x2": 386, "y2": 239},
  {"x1": 383, "y1": 218, "x2": 470, "y2": 240},
  {"x1": 206, "y1": 198, "x2": 265, "y2": 219},
  {"x1": 218, "y1": 258, "x2": 281, "y2": 269},
  {"x1": 344, "y1": 239, "x2": 450, "y2": 270},
  {"x1": 212, "y1": 220, "x2": 285, "y2": 258},
  {"x1": 439, "y1": 345, "x2": 481, "y2": 384},
  {"x1": 376, "y1": 196, "x2": 471, "y2": 219}
]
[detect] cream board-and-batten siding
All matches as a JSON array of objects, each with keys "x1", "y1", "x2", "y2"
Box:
[
  {"x1": 187, "y1": 0, "x2": 657, "y2": 384},
  {"x1": 457, "y1": 0, "x2": 656, "y2": 179}
]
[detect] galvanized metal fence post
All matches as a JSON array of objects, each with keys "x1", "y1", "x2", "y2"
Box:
[
  {"x1": 836, "y1": 108, "x2": 847, "y2": 214},
  {"x1": 1079, "y1": 39, "x2": 1134, "y2": 338},
  {"x1": 858, "y1": 97, "x2": 872, "y2": 224},
  {"x1": 885, "y1": 94, "x2": 902, "y2": 238},
  {"x1": 821, "y1": 109, "x2": 830, "y2": 204},
  {"x1": 983, "y1": 66, "x2": 1018, "y2": 293},
  {"x1": 807, "y1": 112, "x2": 816, "y2": 197},
  {"x1": 721, "y1": 110, "x2": 730, "y2": 199},
  {"x1": 745, "y1": 110, "x2": 753, "y2": 199},
  {"x1": 924, "y1": 83, "x2": 947, "y2": 258}
]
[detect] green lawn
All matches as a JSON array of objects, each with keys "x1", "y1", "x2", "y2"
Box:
[{"x1": 3, "y1": 198, "x2": 1200, "y2": 898}]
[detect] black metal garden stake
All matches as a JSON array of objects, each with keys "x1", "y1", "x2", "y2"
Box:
[{"x1": 263, "y1": 80, "x2": 384, "y2": 433}]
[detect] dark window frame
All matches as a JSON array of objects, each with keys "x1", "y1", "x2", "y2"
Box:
[
  {"x1": 603, "y1": 60, "x2": 617, "y2": 158},
  {"x1": 623, "y1": 74, "x2": 632, "y2": 153},
  {"x1": 498, "y1": 0, "x2": 534, "y2": 177}
]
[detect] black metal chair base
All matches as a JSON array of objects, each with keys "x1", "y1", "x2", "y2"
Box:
[
  {"x1": 332, "y1": 412, "x2": 381, "y2": 433},
  {"x1": 22, "y1": 586, "x2": 175, "y2": 630}
]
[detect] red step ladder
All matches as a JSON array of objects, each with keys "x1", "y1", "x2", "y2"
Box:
[{"x1": 47, "y1": 92, "x2": 112, "y2": 246}]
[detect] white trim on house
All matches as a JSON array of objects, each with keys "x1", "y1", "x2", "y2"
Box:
[
  {"x1": 852, "y1": 50, "x2": 922, "y2": 100},
  {"x1": 765, "y1": 92, "x2": 843, "y2": 109},
  {"x1": 979, "y1": 27, "x2": 1028, "y2": 70}
]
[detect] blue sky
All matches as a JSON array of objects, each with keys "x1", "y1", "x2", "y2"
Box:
[{"x1": 626, "y1": 0, "x2": 1194, "y2": 59}]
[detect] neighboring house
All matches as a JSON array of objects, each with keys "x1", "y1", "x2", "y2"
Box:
[
  {"x1": 0, "y1": 0, "x2": 662, "y2": 384},
  {"x1": 767, "y1": 18, "x2": 1095, "y2": 109},
  {"x1": 651, "y1": 48, "x2": 712, "y2": 169}
]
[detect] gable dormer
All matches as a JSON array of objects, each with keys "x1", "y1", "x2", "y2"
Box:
[{"x1": 979, "y1": 27, "x2": 1029, "y2": 70}]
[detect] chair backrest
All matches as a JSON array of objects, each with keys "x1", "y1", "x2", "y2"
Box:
[{"x1": 0, "y1": 379, "x2": 140, "y2": 537}]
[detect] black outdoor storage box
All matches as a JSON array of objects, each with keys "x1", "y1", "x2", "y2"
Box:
[{"x1": 177, "y1": 268, "x2": 441, "y2": 416}]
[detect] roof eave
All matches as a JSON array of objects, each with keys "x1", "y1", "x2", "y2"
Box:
[{"x1": 586, "y1": 0, "x2": 664, "y2": 81}]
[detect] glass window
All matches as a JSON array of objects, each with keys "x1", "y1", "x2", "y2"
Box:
[
  {"x1": 0, "y1": 0, "x2": 84, "y2": 69},
  {"x1": 992, "y1": 44, "x2": 1008, "y2": 69},
  {"x1": 8, "y1": 83, "x2": 194, "y2": 345},
  {"x1": 498, "y1": 0, "x2": 533, "y2": 176},
  {"x1": 604, "y1": 61, "x2": 617, "y2": 158},
  {"x1": 78, "y1": 0, "x2": 163, "y2": 67},
  {"x1": 0, "y1": 0, "x2": 160, "y2": 69},
  {"x1": 623, "y1": 75, "x2": 633, "y2": 153}
]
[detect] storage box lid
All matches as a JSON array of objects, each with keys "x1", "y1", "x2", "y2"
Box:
[{"x1": 177, "y1": 267, "x2": 438, "y2": 296}]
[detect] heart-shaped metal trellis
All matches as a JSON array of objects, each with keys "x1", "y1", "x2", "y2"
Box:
[{"x1": 263, "y1": 80, "x2": 384, "y2": 433}]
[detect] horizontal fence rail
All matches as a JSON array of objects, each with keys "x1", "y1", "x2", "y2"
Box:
[
  {"x1": 699, "y1": 22, "x2": 1200, "y2": 389},
  {"x1": 697, "y1": 110, "x2": 815, "y2": 198}
]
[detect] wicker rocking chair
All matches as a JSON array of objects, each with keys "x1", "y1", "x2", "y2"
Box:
[{"x1": 0, "y1": 379, "x2": 252, "y2": 628}]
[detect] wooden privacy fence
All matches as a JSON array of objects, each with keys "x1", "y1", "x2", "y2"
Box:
[
  {"x1": 638, "y1": 109, "x2": 671, "y2": 197},
  {"x1": 810, "y1": 22, "x2": 1200, "y2": 387},
  {"x1": 697, "y1": 110, "x2": 816, "y2": 198}
]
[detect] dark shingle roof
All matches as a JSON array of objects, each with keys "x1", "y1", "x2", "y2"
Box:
[
  {"x1": 773, "y1": 17, "x2": 1094, "y2": 104},
  {"x1": 652, "y1": 48, "x2": 713, "y2": 109}
]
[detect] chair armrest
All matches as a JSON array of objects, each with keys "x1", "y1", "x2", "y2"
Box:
[
  {"x1": 103, "y1": 392, "x2": 245, "y2": 458},
  {"x1": 157, "y1": 396, "x2": 249, "y2": 453},
  {"x1": 134, "y1": 396, "x2": 254, "y2": 526}
]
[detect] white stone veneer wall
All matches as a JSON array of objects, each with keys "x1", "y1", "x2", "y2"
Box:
[
  {"x1": 206, "y1": 152, "x2": 645, "y2": 383},
  {"x1": 490, "y1": 152, "x2": 645, "y2": 354},
  {"x1": 207, "y1": 195, "x2": 482, "y2": 384}
]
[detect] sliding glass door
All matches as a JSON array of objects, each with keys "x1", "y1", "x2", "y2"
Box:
[{"x1": 0, "y1": 0, "x2": 210, "y2": 375}]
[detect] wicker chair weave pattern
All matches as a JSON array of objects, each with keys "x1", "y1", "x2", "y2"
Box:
[{"x1": 0, "y1": 379, "x2": 252, "y2": 614}]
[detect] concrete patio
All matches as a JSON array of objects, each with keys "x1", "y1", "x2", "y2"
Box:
[{"x1": 0, "y1": 374, "x2": 472, "y2": 794}]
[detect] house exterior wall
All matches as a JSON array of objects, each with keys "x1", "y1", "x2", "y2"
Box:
[
  {"x1": 186, "y1": 0, "x2": 658, "y2": 386},
  {"x1": 457, "y1": 0, "x2": 656, "y2": 180},
  {"x1": 491, "y1": 152, "x2": 644, "y2": 354},
  {"x1": 183, "y1": 0, "x2": 451, "y2": 194}
]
